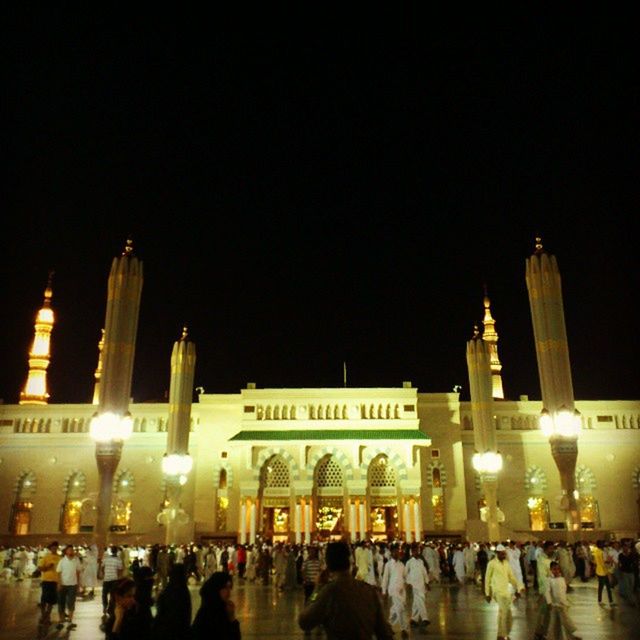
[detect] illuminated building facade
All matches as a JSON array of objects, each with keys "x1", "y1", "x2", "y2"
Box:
[{"x1": 1, "y1": 262, "x2": 639, "y2": 545}]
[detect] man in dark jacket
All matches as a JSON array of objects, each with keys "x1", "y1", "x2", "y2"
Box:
[{"x1": 298, "y1": 541, "x2": 393, "y2": 639}]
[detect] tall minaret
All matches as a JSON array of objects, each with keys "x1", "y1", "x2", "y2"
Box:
[
  {"x1": 92, "y1": 329, "x2": 106, "y2": 405},
  {"x1": 20, "y1": 272, "x2": 55, "y2": 405},
  {"x1": 481, "y1": 287, "x2": 504, "y2": 399}
]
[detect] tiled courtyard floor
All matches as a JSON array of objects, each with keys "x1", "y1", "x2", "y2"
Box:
[{"x1": 0, "y1": 576, "x2": 638, "y2": 639}]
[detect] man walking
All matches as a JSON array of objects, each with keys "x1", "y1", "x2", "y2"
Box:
[
  {"x1": 100, "y1": 545, "x2": 123, "y2": 619},
  {"x1": 56, "y1": 545, "x2": 81, "y2": 630},
  {"x1": 406, "y1": 544, "x2": 430, "y2": 631},
  {"x1": 484, "y1": 543, "x2": 524, "y2": 640},
  {"x1": 382, "y1": 543, "x2": 410, "y2": 638},
  {"x1": 533, "y1": 540, "x2": 556, "y2": 640},
  {"x1": 38, "y1": 541, "x2": 60, "y2": 625},
  {"x1": 298, "y1": 541, "x2": 393, "y2": 639}
]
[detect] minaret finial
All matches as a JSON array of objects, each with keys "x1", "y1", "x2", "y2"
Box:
[
  {"x1": 180, "y1": 326, "x2": 189, "y2": 341},
  {"x1": 534, "y1": 236, "x2": 544, "y2": 254},
  {"x1": 122, "y1": 237, "x2": 134, "y2": 256},
  {"x1": 472, "y1": 324, "x2": 480, "y2": 339}
]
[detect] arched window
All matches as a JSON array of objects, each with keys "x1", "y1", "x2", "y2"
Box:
[
  {"x1": 575, "y1": 465, "x2": 599, "y2": 529},
  {"x1": 11, "y1": 471, "x2": 36, "y2": 535},
  {"x1": 261, "y1": 455, "x2": 291, "y2": 488},
  {"x1": 113, "y1": 470, "x2": 135, "y2": 531},
  {"x1": 315, "y1": 455, "x2": 344, "y2": 488},
  {"x1": 368, "y1": 455, "x2": 397, "y2": 487},
  {"x1": 62, "y1": 471, "x2": 86, "y2": 534}
]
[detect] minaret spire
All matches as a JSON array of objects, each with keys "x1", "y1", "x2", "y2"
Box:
[
  {"x1": 481, "y1": 285, "x2": 504, "y2": 399},
  {"x1": 20, "y1": 272, "x2": 55, "y2": 405},
  {"x1": 92, "y1": 329, "x2": 106, "y2": 405}
]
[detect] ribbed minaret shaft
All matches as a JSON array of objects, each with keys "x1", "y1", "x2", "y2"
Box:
[
  {"x1": 20, "y1": 273, "x2": 55, "y2": 405},
  {"x1": 166, "y1": 327, "x2": 197, "y2": 456},
  {"x1": 92, "y1": 329, "x2": 105, "y2": 405},
  {"x1": 466, "y1": 329, "x2": 502, "y2": 542},
  {"x1": 526, "y1": 237, "x2": 580, "y2": 537},
  {"x1": 466, "y1": 331, "x2": 496, "y2": 454},
  {"x1": 99, "y1": 240, "x2": 144, "y2": 416},
  {"x1": 525, "y1": 238, "x2": 574, "y2": 413},
  {"x1": 481, "y1": 289, "x2": 504, "y2": 399},
  {"x1": 93, "y1": 239, "x2": 143, "y2": 549}
]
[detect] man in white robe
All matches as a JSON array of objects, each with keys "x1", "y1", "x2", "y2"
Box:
[
  {"x1": 382, "y1": 544, "x2": 409, "y2": 638},
  {"x1": 406, "y1": 545, "x2": 430, "y2": 630},
  {"x1": 452, "y1": 546, "x2": 466, "y2": 584}
]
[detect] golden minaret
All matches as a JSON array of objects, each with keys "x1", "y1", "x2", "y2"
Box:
[
  {"x1": 20, "y1": 272, "x2": 55, "y2": 405},
  {"x1": 481, "y1": 287, "x2": 504, "y2": 399},
  {"x1": 92, "y1": 328, "x2": 106, "y2": 405}
]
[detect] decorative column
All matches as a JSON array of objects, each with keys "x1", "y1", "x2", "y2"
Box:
[
  {"x1": 358, "y1": 502, "x2": 366, "y2": 540},
  {"x1": 349, "y1": 503, "x2": 357, "y2": 542},
  {"x1": 249, "y1": 501, "x2": 257, "y2": 544},
  {"x1": 526, "y1": 238, "x2": 581, "y2": 539},
  {"x1": 304, "y1": 503, "x2": 311, "y2": 544},
  {"x1": 403, "y1": 501, "x2": 411, "y2": 542},
  {"x1": 90, "y1": 240, "x2": 143, "y2": 550},
  {"x1": 295, "y1": 503, "x2": 302, "y2": 544},
  {"x1": 413, "y1": 500, "x2": 422, "y2": 542},
  {"x1": 20, "y1": 272, "x2": 55, "y2": 405},
  {"x1": 467, "y1": 328, "x2": 503, "y2": 542},
  {"x1": 160, "y1": 328, "x2": 196, "y2": 546},
  {"x1": 240, "y1": 502, "x2": 247, "y2": 544}
]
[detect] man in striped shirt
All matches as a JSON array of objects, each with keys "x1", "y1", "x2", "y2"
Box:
[{"x1": 301, "y1": 546, "x2": 322, "y2": 604}]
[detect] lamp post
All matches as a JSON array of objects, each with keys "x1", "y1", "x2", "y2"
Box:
[
  {"x1": 90, "y1": 240, "x2": 143, "y2": 549},
  {"x1": 159, "y1": 328, "x2": 196, "y2": 545},
  {"x1": 466, "y1": 328, "x2": 503, "y2": 542},
  {"x1": 526, "y1": 238, "x2": 581, "y2": 539}
]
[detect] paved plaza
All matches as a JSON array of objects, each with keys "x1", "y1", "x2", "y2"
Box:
[{"x1": 0, "y1": 577, "x2": 638, "y2": 639}]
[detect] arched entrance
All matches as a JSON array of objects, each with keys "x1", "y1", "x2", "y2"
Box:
[
  {"x1": 259, "y1": 454, "x2": 291, "y2": 543},
  {"x1": 313, "y1": 454, "x2": 345, "y2": 541},
  {"x1": 367, "y1": 454, "x2": 399, "y2": 541}
]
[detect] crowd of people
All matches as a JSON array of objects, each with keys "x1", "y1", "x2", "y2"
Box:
[{"x1": 0, "y1": 536, "x2": 638, "y2": 639}]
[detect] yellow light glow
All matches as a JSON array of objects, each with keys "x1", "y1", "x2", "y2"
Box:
[{"x1": 90, "y1": 412, "x2": 133, "y2": 442}]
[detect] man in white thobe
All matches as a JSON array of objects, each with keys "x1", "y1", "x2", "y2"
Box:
[
  {"x1": 382, "y1": 544, "x2": 409, "y2": 638},
  {"x1": 506, "y1": 541, "x2": 524, "y2": 590},
  {"x1": 485, "y1": 544, "x2": 524, "y2": 640},
  {"x1": 406, "y1": 545, "x2": 430, "y2": 630},
  {"x1": 452, "y1": 546, "x2": 466, "y2": 584},
  {"x1": 422, "y1": 543, "x2": 440, "y2": 582},
  {"x1": 463, "y1": 542, "x2": 476, "y2": 582}
]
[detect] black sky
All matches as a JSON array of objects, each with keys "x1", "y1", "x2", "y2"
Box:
[{"x1": 2, "y1": 25, "x2": 638, "y2": 404}]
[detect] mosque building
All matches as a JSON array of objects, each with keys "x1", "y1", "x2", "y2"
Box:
[{"x1": 1, "y1": 243, "x2": 638, "y2": 546}]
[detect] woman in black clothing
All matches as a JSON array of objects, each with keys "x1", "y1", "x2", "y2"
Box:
[
  {"x1": 104, "y1": 578, "x2": 153, "y2": 640},
  {"x1": 191, "y1": 571, "x2": 240, "y2": 640},
  {"x1": 152, "y1": 563, "x2": 192, "y2": 639}
]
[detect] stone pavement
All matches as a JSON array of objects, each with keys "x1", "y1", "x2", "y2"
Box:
[{"x1": 0, "y1": 576, "x2": 638, "y2": 639}]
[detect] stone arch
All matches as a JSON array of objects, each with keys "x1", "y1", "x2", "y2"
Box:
[
  {"x1": 425, "y1": 460, "x2": 447, "y2": 488},
  {"x1": 63, "y1": 470, "x2": 87, "y2": 499},
  {"x1": 307, "y1": 446, "x2": 354, "y2": 480},
  {"x1": 360, "y1": 447, "x2": 408, "y2": 480},
  {"x1": 575, "y1": 465, "x2": 597, "y2": 494},
  {"x1": 212, "y1": 461, "x2": 234, "y2": 489},
  {"x1": 114, "y1": 469, "x2": 135, "y2": 496},
  {"x1": 524, "y1": 465, "x2": 548, "y2": 494},
  {"x1": 253, "y1": 447, "x2": 300, "y2": 481},
  {"x1": 314, "y1": 455, "x2": 345, "y2": 488},
  {"x1": 15, "y1": 470, "x2": 37, "y2": 498}
]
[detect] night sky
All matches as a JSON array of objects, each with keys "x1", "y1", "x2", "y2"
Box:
[{"x1": 3, "y1": 26, "x2": 638, "y2": 404}]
